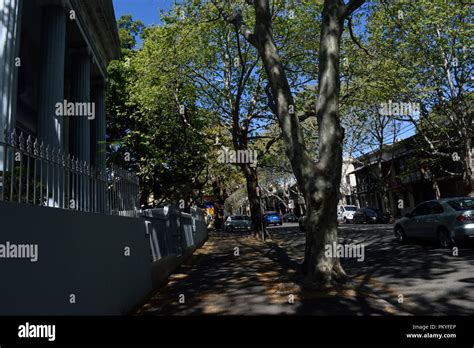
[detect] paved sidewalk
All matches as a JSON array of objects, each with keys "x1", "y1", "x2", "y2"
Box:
[{"x1": 135, "y1": 231, "x2": 410, "y2": 315}]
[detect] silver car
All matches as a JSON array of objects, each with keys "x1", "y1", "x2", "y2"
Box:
[
  {"x1": 224, "y1": 215, "x2": 252, "y2": 232},
  {"x1": 394, "y1": 197, "x2": 474, "y2": 248}
]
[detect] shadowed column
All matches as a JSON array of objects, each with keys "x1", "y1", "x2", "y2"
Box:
[
  {"x1": 0, "y1": 0, "x2": 22, "y2": 172},
  {"x1": 69, "y1": 48, "x2": 91, "y2": 211},
  {"x1": 69, "y1": 48, "x2": 91, "y2": 162},
  {"x1": 91, "y1": 81, "x2": 106, "y2": 212},
  {"x1": 37, "y1": 4, "x2": 66, "y2": 150},
  {"x1": 91, "y1": 81, "x2": 106, "y2": 171}
]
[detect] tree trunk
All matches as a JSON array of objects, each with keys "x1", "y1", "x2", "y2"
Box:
[
  {"x1": 252, "y1": 0, "x2": 348, "y2": 285},
  {"x1": 218, "y1": 0, "x2": 366, "y2": 286},
  {"x1": 433, "y1": 177, "x2": 441, "y2": 200},
  {"x1": 242, "y1": 165, "x2": 263, "y2": 237},
  {"x1": 300, "y1": 0, "x2": 347, "y2": 285},
  {"x1": 463, "y1": 136, "x2": 473, "y2": 196}
]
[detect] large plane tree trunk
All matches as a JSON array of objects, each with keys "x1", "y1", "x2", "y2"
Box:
[
  {"x1": 216, "y1": 0, "x2": 364, "y2": 286},
  {"x1": 300, "y1": 0, "x2": 347, "y2": 285},
  {"x1": 254, "y1": 0, "x2": 353, "y2": 285}
]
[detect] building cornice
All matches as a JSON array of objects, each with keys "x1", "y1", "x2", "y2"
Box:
[{"x1": 67, "y1": 0, "x2": 121, "y2": 77}]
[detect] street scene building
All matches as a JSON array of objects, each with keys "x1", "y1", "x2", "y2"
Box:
[
  {"x1": 350, "y1": 134, "x2": 470, "y2": 218},
  {"x1": 0, "y1": 0, "x2": 208, "y2": 316}
]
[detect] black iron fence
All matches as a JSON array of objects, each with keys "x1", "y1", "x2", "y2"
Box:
[{"x1": 0, "y1": 129, "x2": 140, "y2": 217}]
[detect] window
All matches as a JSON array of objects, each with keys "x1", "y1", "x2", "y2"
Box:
[
  {"x1": 365, "y1": 209, "x2": 376, "y2": 217},
  {"x1": 412, "y1": 202, "x2": 431, "y2": 216},
  {"x1": 447, "y1": 198, "x2": 474, "y2": 211},
  {"x1": 427, "y1": 202, "x2": 444, "y2": 214}
]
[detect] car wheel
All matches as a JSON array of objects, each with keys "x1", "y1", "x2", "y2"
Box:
[
  {"x1": 279, "y1": 221, "x2": 283, "y2": 226},
  {"x1": 394, "y1": 225, "x2": 407, "y2": 244},
  {"x1": 437, "y1": 228, "x2": 454, "y2": 248},
  {"x1": 226, "y1": 226, "x2": 234, "y2": 233}
]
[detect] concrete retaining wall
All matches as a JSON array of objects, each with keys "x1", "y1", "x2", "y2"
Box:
[
  {"x1": 143, "y1": 206, "x2": 208, "y2": 289},
  {"x1": 0, "y1": 202, "x2": 208, "y2": 315}
]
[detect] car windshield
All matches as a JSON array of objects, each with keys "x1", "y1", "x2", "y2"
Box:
[
  {"x1": 447, "y1": 198, "x2": 474, "y2": 211},
  {"x1": 344, "y1": 206, "x2": 357, "y2": 211},
  {"x1": 365, "y1": 209, "x2": 376, "y2": 216},
  {"x1": 232, "y1": 216, "x2": 243, "y2": 220},
  {"x1": 267, "y1": 213, "x2": 279, "y2": 217}
]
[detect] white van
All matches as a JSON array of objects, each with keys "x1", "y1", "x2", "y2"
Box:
[{"x1": 337, "y1": 205, "x2": 357, "y2": 223}]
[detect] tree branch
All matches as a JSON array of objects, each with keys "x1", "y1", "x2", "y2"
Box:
[
  {"x1": 340, "y1": 0, "x2": 366, "y2": 19},
  {"x1": 347, "y1": 16, "x2": 374, "y2": 58},
  {"x1": 211, "y1": 0, "x2": 257, "y2": 47}
]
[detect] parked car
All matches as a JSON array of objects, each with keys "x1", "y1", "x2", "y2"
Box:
[
  {"x1": 353, "y1": 208, "x2": 390, "y2": 224},
  {"x1": 264, "y1": 211, "x2": 283, "y2": 226},
  {"x1": 337, "y1": 205, "x2": 357, "y2": 223},
  {"x1": 394, "y1": 197, "x2": 474, "y2": 248},
  {"x1": 224, "y1": 215, "x2": 252, "y2": 232},
  {"x1": 283, "y1": 212, "x2": 298, "y2": 222}
]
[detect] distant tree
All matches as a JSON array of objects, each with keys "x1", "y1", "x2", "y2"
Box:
[
  {"x1": 117, "y1": 15, "x2": 145, "y2": 52},
  {"x1": 106, "y1": 16, "x2": 212, "y2": 208}
]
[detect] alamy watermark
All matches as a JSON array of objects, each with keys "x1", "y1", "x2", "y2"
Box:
[
  {"x1": 217, "y1": 148, "x2": 258, "y2": 168},
  {"x1": 55, "y1": 100, "x2": 95, "y2": 120},
  {"x1": 325, "y1": 242, "x2": 365, "y2": 262},
  {"x1": 18, "y1": 322, "x2": 55, "y2": 341},
  {"x1": 379, "y1": 100, "x2": 420, "y2": 117},
  {"x1": 0, "y1": 241, "x2": 38, "y2": 262}
]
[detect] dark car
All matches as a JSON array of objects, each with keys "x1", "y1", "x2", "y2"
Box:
[
  {"x1": 353, "y1": 208, "x2": 390, "y2": 224},
  {"x1": 283, "y1": 213, "x2": 298, "y2": 222},
  {"x1": 394, "y1": 197, "x2": 474, "y2": 248},
  {"x1": 223, "y1": 215, "x2": 252, "y2": 232},
  {"x1": 264, "y1": 212, "x2": 283, "y2": 226}
]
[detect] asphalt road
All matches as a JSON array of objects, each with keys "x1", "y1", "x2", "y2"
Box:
[{"x1": 267, "y1": 222, "x2": 474, "y2": 315}]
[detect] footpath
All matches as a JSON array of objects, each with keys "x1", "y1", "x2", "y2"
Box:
[{"x1": 135, "y1": 230, "x2": 410, "y2": 315}]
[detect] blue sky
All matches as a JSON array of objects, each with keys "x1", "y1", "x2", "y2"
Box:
[{"x1": 113, "y1": 0, "x2": 175, "y2": 25}]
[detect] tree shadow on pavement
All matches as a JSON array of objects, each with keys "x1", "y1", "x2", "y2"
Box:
[{"x1": 273, "y1": 224, "x2": 474, "y2": 315}]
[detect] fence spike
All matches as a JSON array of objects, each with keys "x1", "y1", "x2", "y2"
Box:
[
  {"x1": 51, "y1": 148, "x2": 57, "y2": 163},
  {"x1": 11, "y1": 129, "x2": 17, "y2": 146},
  {"x1": 39, "y1": 141, "x2": 45, "y2": 158},
  {"x1": 33, "y1": 138, "x2": 39, "y2": 156},
  {"x1": 18, "y1": 131, "x2": 25, "y2": 150},
  {"x1": 26, "y1": 135, "x2": 32, "y2": 153},
  {"x1": 66, "y1": 154, "x2": 71, "y2": 170},
  {"x1": 45, "y1": 144, "x2": 50, "y2": 161}
]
